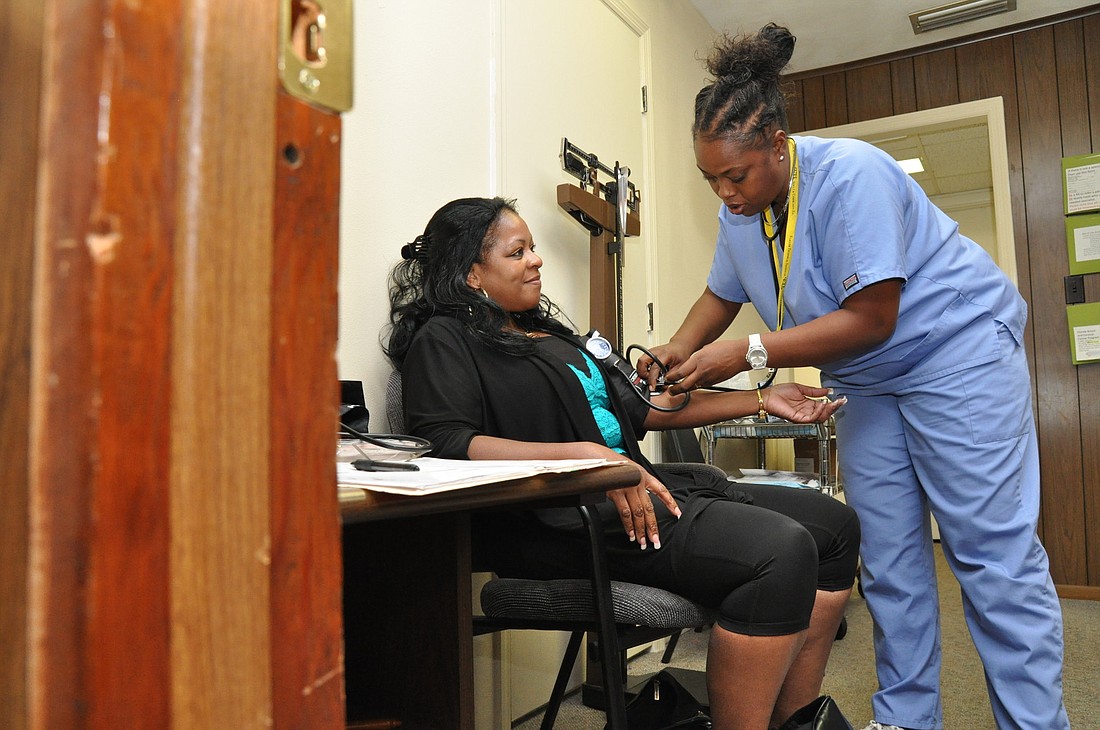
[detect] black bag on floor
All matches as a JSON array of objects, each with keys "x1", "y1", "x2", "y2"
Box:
[
  {"x1": 777, "y1": 695, "x2": 853, "y2": 730},
  {"x1": 611, "y1": 668, "x2": 711, "y2": 729}
]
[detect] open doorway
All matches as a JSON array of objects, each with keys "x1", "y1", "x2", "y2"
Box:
[{"x1": 802, "y1": 97, "x2": 1017, "y2": 285}]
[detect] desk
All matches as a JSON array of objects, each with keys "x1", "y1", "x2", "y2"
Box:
[{"x1": 340, "y1": 464, "x2": 639, "y2": 730}]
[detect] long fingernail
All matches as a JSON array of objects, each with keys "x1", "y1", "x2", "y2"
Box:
[{"x1": 653, "y1": 538, "x2": 662, "y2": 550}]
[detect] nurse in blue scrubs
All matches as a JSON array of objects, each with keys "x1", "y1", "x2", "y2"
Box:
[{"x1": 642, "y1": 23, "x2": 1071, "y2": 730}]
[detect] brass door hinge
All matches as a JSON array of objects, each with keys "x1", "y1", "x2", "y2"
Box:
[{"x1": 279, "y1": 0, "x2": 353, "y2": 112}]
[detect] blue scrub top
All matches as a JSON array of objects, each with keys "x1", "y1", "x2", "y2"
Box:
[{"x1": 706, "y1": 135, "x2": 1026, "y2": 395}]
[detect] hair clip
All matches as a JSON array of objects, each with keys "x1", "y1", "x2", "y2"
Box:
[{"x1": 401, "y1": 234, "x2": 430, "y2": 262}]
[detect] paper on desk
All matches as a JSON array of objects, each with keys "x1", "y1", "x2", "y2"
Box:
[{"x1": 337, "y1": 457, "x2": 626, "y2": 496}]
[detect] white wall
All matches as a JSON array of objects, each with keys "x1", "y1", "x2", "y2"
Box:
[
  {"x1": 338, "y1": 1, "x2": 495, "y2": 426},
  {"x1": 634, "y1": 1, "x2": 766, "y2": 347},
  {"x1": 338, "y1": 1, "x2": 732, "y2": 430}
]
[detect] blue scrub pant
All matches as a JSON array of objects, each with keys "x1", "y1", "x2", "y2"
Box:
[{"x1": 832, "y1": 333, "x2": 1069, "y2": 730}]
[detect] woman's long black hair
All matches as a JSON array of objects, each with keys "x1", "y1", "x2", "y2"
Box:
[
  {"x1": 383, "y1": 196, "x2": 573, "y2": 368},
  {"x1": 692, "y1": 23, "x2": 796, "y2": 147}
]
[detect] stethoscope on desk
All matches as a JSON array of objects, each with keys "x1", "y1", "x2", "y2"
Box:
[
  {"x1": 580, "y1": 331, "x2": 777, "y2": 413},
  {"x1": 339, "y1": 420, "x2": 432, "y2": 472}
]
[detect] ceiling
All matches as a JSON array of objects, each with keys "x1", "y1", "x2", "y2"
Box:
[
  {"x1": 687, "y1": 0, "x2": 1096, "y2": 73},
  {"x1": 872, "y1": 122, "x2": 993, "y2": 197}
]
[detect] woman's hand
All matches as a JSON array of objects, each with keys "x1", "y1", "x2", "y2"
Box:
[
  {"x1": 763, "y1": 382, "x2": 846, "y2": 423},
  {"x1": 467, "y1": 435, "x2": 682, "y2": 549},
  {"x1": 605, "y1": 462, "x2": 681, "y2": 550}
]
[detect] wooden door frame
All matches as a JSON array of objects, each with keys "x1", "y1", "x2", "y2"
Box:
[
  {"x1": 1, "y1": 1, "x2": 344, "y2": 727},
  {"x1": 0, "y1": 0, "x2": 42, "y2": 724}
]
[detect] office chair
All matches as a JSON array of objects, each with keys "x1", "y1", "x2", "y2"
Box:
[{"x1": 383, "y1": 370, "x2": 715, "y2": 729}]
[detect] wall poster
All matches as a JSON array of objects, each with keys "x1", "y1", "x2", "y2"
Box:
[
  {"x1": 1067, "y1": 302, "x2": 1100, "y2": 364},
  {"x1": 1063, "y1": 152, "x2": 1100, "y2": 216},
  {"x1": 1065, "y1": 212, "x2": 1100, "y2": 275}
]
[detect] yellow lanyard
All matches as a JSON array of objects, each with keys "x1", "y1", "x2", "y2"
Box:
[{"x1": 760, "y1": 137, "x2": 799, "y2": 331}]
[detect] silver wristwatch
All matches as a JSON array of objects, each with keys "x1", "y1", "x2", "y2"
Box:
[{"x1": 745, "y1": 333, "x2": 768, "y2": 369}]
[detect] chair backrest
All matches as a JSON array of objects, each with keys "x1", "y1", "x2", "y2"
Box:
[
  {"x1": 339, "y1": 379, "x2": 370, "y2": 435},
  {"x1": 385, "y1": 370, "x2": 405, "y2": 433},
  {"x1": 340, "y1": 379, "x2": 366, "y2": 407},
  {"x1": 662, "y1": 428, "x2": 707, "y2": 464}
]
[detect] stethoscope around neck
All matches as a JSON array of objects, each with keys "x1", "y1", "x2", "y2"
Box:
[{"x1": 577, "y1": 331, "x2": 777, "y2": 413}]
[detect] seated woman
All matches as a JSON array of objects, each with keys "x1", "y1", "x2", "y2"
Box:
[{"x1": 384, "y1": 196, "x2": 859, "y2": 730}]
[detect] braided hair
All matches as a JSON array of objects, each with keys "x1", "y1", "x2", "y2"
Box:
[
  {"x1": 692, "y1": 23, "x2": 796, "y2": 147},
  {"x1": 383, "y1": 196, "x2": 572, "y2": 367}
]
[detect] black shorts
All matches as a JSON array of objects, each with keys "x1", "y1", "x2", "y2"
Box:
[{"x1": 473, "y1": 472, "x2": 860, "y2": 637}]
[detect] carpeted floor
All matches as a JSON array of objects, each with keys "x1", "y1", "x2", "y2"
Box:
[{"x1": 515, "y1": 544, "x2": 1100, "y2": 729}]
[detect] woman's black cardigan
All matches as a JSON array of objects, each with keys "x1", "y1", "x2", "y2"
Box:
[{"x1": 399, "y1": 316, "x2": 723, "y2": 530}]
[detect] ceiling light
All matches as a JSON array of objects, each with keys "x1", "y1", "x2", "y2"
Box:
[
  {"x1": 898, "y1": 158, "x2": 925, "y2": 175},
  {"x1": 909, "y1": 0, "x2": 1016, "y2": 34}
]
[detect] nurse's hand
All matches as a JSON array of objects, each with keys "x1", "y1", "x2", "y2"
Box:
[
  {"x1": 636, "y1": 341, "x2": 693, "y2": 391},
  {"x1": 765, "y1": 383, "x2": 846, "y2": 423},
  {"x1": 664, "y1": 340, "x2": 743, "y2": 394}
]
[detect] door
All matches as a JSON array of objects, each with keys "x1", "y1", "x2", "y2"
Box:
[{"x1": 1, "y1": 1, "x2": 346, "y2": 727}]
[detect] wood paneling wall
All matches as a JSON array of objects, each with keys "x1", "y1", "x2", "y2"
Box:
[{"x1": 784, "y1": 11, "x2": 1100, "y2": 594}]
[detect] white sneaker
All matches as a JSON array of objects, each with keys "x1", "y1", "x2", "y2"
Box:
[{"x1": 861, "y1": 723, "x2": 905, "y2": 730}]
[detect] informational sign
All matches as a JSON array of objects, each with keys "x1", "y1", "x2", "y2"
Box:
[
  {"x1": 1065, "y1": 212, "x2": 1100, "y2": 275},
  {"x1": 1063, "y1": 153, "x2": 1100, "y2": 215},
  {"x1": 1067, "y1": 302, "x2": 1100, "y2": 364}
]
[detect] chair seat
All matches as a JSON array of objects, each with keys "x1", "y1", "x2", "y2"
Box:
[{"x1": 481, "y1": 577, "x2": 715, "y2": 629}]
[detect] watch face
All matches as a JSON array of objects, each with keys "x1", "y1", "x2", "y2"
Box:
[{"x1": 747, "y1": 346, "x2": 767, "y2": 369}]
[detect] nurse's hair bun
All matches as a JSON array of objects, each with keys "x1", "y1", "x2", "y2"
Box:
[{"x1": 706, "y1": 23, "x2": 795, "y2": 86}]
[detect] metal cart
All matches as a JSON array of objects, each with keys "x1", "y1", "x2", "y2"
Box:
[{"x1": 700, "y1": 417, "x2": 840, "y2": 495}]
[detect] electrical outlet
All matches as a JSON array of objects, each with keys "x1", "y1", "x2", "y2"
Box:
[{"x1": 1065, "y1": 275, "x2": 1085, "y2": 305}]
